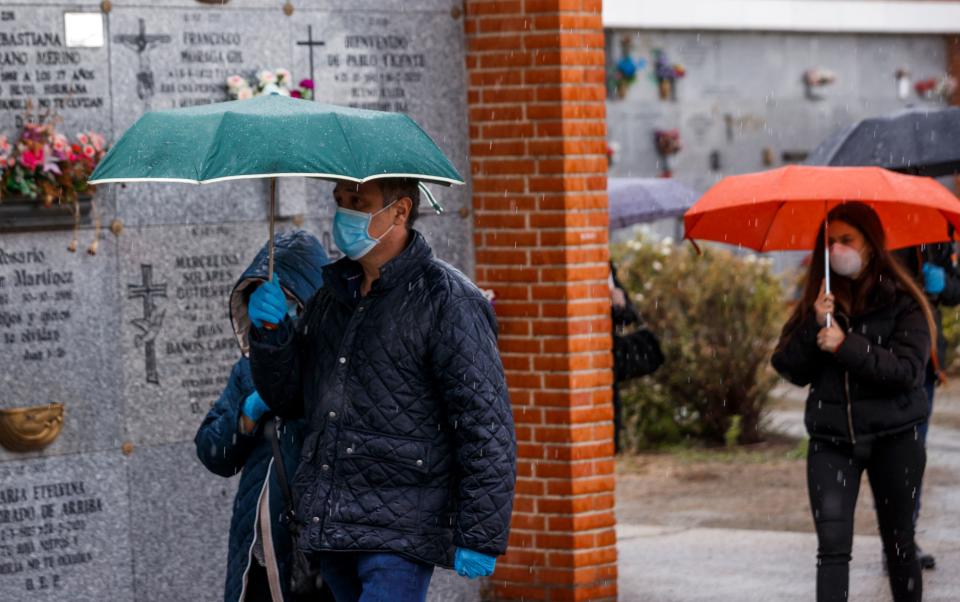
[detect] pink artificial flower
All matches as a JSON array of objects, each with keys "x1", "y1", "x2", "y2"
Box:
[
  {"x1": 20, "y1": 148, "x2": 44, "y2": 170},
  {"x1": 82, "y1": 145, "x2": 96, "y2": 159},
  {"x1": 91, "y1": 134, "x2": 105, "y2": 151},
  {"x1": 77, "y1": 133, "x2": 89, "y2": 145},
  {"x1": 299, "y1": 79, "x2": 314, "y2": 90},
  {"x1": 290, "y1": 90, "x2": 302, "y2": 98},
  {"x1": 42, "y1": 147, "x2": 61, "y2": 175}
]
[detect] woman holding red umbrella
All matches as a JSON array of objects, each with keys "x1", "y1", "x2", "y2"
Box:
[{"x1": 772, "y1": 202, "x2": 937, "y2": 602}]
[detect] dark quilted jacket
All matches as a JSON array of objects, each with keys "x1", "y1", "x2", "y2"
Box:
[
  {"x1": 195, "y1": 359, "x2": 305, "y2": 602},
  {"x1": 195, "y1": 231, "x2": 329, "y2": 602},
  {"x1": 771, "y1": 278, "x2": 930, "y2": 444},
  {"x1": 249, "y1": 231, "x2": 516, "y2": 568}
]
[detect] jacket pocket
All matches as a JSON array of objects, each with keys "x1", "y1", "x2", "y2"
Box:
[
  {"x1": 337, "y1": 428, "x2": 431, "y2": 486},
  {"x1": 330, "y1": 429, "x2": 431, "y2": 533}
]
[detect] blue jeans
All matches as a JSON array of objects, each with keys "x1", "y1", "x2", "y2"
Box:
[
  {"x1": 914, "y1": 381, "x2": 936, "y2": 526},
  {"x1": 317, "y1": 552, "x2": 434, "y2": 602}
]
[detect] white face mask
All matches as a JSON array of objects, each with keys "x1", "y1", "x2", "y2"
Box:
[{"x1": 829, "y1": 243, "x2": 864, "y2": 278}]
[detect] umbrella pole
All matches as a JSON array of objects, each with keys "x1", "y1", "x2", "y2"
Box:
[
  {"x1": 824, "y1": 205, "x2": 832, "y2": 328},
  {"x1": 260, "y1": 177, "x2": 280, "y2": 332},
  {"x1": 268, "y1": 177, "x2": 276, "y2": 280}
]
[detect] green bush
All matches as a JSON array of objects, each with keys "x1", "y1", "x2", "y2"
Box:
[
  {"x1": 613, "y1": 237, "x2": 786, "y2": 449},
  {"x1": 942, "y1": 306, "x2": 960, "y2": 375}
]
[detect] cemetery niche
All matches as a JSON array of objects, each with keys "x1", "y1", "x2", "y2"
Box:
[{"x1": 0, "y1": 2, "x2": 473, "y2": 600}]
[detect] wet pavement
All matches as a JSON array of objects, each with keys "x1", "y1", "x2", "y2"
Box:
[{"x1": 617, "y1": 381, "x2": 960, "y2": 601}]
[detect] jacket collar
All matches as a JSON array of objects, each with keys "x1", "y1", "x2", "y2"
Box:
[{"x1": 323, "y1": 230, "x2": 432, "y2": 303}]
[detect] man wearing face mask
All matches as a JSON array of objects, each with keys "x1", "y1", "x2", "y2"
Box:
[{"x1": 245, "y1": 178, "x2": 516, "y2": 602}]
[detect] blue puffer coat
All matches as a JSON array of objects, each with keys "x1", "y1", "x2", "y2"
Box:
[
  {"x1": 195, "y1": 230, "x2": 329, "y2": 602},
  {"x1": 249, "y1": 231, "x2": 516, "y2": 568}
]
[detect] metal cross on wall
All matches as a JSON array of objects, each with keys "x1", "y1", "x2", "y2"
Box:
[
  {"x1": 113, "y1": 18, "x2": 173, "y2": 107},
  {"x1": 128, "y1": 264, "x2": 168, "y2": 385},
  {"x1": 296, "y1": 25, "x2": 325, "y2": 100}
]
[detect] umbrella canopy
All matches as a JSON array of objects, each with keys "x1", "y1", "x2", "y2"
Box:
[
  {"x1": 806, "y1": 106, "x2": 960, "y2": 177},
  {"x1": 88, "y1": 95, "x2": 463, "y2": 282},
  {"x1": 89, "y1": 94, "x2": 464, "y2": 186},
  {"x1": 684, "y1": 165, "x2": 960, "y2": 253},
  {"x1": 608, "y1": 177, "x2": 699, "y2": 229}
]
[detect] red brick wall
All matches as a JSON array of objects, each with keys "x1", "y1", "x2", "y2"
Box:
[{"x1": 464, "y1": 1, "x2": 617, "y2": 600}]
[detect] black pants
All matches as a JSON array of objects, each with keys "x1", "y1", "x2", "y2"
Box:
[{"x1": 808, "y1": 430, "x2": 925, "y2": 602}]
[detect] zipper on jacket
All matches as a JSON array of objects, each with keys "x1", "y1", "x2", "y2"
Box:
[{"x1": 844, "y1": 371, "x2": 856, "y2": 444}]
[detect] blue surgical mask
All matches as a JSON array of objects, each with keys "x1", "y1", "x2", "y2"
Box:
[{"x1": 332, "y1": 201, "x2": 397, "y2": 260}]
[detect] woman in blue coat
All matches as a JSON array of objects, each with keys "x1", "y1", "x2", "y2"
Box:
[{"x1": 195, "y1": 230, "x2": 330, "y2": 602}]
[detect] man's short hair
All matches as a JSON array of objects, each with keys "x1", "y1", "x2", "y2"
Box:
[{"x1": 375, "y1": 178, "x2": 420, "y2": 229}]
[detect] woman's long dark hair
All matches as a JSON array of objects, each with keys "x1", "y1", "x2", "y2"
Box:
[{"x1": 782, "y1": 202, "x2": 937, "y2": 360}]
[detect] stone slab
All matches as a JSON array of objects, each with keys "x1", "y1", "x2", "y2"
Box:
[
  {"x1": 118, "y1": 221, "x2": 262, "y2": 446},
  {"x1": 127, "y1": 441, "x2": 236, "y2": 602},
  {"x1": 0, "y1": 5, "x2": 111, "y2": 135},
  {"x1": 0, "y1": 450, "x2": 133, "y2": 602},
  {"x1": 0, "y1": 231, "x2": 122, "y2": 461}
]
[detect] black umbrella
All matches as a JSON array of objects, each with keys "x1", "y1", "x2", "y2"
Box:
[
  {"x1": 608, "y1": 177, "x2": 699, "y2": 229},
  {"x1": 807, "y1": 106, "x2": 960, "y2": 177}
]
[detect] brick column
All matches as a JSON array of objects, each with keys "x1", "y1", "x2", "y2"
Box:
[{"x1": 464, "y1": 2, "x2": 617, "y2": 600}]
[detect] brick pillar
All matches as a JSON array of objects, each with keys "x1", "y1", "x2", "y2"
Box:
[{"x1": 464, "y1": 2, "x2": 617, "y2": 600}]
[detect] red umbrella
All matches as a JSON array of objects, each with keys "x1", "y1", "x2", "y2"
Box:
[
  {"x1": 684, "y1": 165, "x2": 960, "y2": 325},
  {"x1": 685, "y1": 166, "x2": 960, "y2": 252}
]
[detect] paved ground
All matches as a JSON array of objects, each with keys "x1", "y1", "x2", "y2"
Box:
[{"x1": 616, "y1": 381, "x2": 960, "y2": 601}]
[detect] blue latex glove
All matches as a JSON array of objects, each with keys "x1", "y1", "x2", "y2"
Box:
[
  {"x1": 923, "y1": 263, "x2": 946, "y2": 295},
  {"x1": 454, "y1": 547, "x2": 496, "y2": 579},
  {"x1": 241, "y1": 391, "x2": 269, "y2": 423},
  {"x1": 248, "y1": 275, "x2": 286, "y2": 329}
]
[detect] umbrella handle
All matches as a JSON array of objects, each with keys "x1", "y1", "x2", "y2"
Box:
[
  {"x1": 263, "y1": 177, "x2": 279, "y2": 331},
  {"x1": 823, "y1": 204, "x2": 832, "y2": 329}
]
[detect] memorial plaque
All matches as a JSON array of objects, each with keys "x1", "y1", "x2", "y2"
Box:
[
  {"x1": 0, "y1": 6, "x2": 110, "y2": 134},
  {"x1": 127, "y1": 442, "x2": 234, "y2": 602},
  {"x1": 0, "y1": 451, "x2": 133, "y2": 601},
  {"x1": 119, "y1": 222, "x2": 262, "y2": 446},
  {"x1": 294, "y1": 8, "x2": 472, "y2": 226},
  {"x1": 0, "y1": 233, "x2": 122, "y2": 461},
  {"x1": 109, "y1": 6, "x2": 293, "y2": 227}
]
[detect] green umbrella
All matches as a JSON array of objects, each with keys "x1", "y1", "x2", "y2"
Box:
[{"x1": 89, "y1": 94, "x2": 463, "y2": 277}]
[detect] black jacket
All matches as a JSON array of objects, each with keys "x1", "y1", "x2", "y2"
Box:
[
  {"x1": 772, "y1": 278, "x2": 931, "y2": 443},
  {"x1": 249, "y1": 231, "x2": 516, "y2": 568},
  {"x1": 195, "y1": 231, "x2": 329, "y2": 602},
  {"x1": 894, "y1": 243, "x2": 960, "y2": 382}
]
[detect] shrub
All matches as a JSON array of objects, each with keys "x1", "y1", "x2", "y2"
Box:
[
  {"x1": 614, "y1": 237, "x2": 786, "y2": 449},
  {"x1": 941, "y1": 306, "x2": 960, "y2": 375}
]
